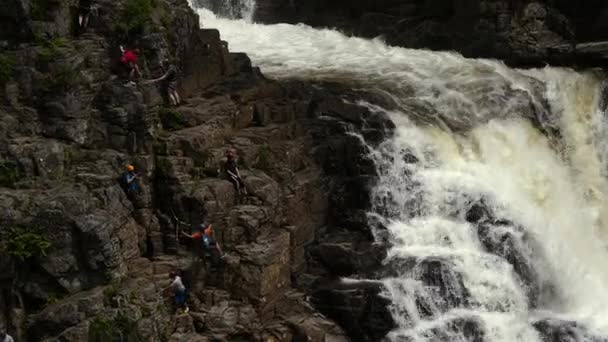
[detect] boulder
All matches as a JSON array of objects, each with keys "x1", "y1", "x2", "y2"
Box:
[
  {"x1": 310, "y1": 281, "x2": 395, "y2": 342},
  {"x1": 230, "y1": 231, "x2": 292, "y2": 311},
  {"x1": 28, "y1": 288, "x2": 104, "y2": 341}
]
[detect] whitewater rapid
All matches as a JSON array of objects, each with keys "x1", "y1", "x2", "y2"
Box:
[{"x1": 190, "y1": 3, "x2": 608, "y2": 341}]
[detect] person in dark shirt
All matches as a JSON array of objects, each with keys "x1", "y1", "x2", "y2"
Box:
[
  {"x1": 223, "y1": 149, "x2": 247, "y2": 199},
  {"x1": 147, "y1": 60, "x2": 181, "y2": 106},
  {"x1": 78, "y1": 0, "x2": 94, "y2": 29}
]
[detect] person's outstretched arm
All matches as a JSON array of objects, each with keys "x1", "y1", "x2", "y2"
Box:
[
  {"x1": 142, "y1": 70, "x2": 170, "y2": 84},
  {"x1": 126, "y1": 173, "x2": 136, "y2": 184}
]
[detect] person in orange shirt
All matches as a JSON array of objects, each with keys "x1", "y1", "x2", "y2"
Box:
[{"x1": 181, "y1": 223, "x2": 224, "y2": 257}]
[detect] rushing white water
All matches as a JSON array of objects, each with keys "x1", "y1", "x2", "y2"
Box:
[{"x1": 190, "y1": 3, "x2": 608, "y2": 341}]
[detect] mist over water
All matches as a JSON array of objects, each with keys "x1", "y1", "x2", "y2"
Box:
[{"x1": 190, "y1": 2, "x2": 608, "y2": 340}]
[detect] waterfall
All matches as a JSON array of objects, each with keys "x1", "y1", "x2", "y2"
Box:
[
  {"x1": 189, "y1": 5, "x2": 608, "y2": 342},
  {"x1": 189, "y1": 0, "x2": 255, "y2": 21}
]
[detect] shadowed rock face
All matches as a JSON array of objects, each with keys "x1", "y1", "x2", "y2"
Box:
[
  {"x1": 251, "y1": 0, "x2": 608, "y2": 67},
  {"x1": 0, "y1": 0, "x2": 397, "y2": 338},
  {"x1": 310, "y1": 281, "x2": 395, "y2": 342}
]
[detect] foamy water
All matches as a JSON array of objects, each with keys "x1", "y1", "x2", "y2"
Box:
[{"x1": 190, "y1": 3, "x2": 608, "y2": 340}]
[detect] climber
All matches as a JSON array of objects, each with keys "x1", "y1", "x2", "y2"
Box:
[
  {"x1": 164, "y1": 271, "x2": 189, "y2": 313},
  {"x1": 145, "y1": 59, "x2": 181, "y2": 106},
  {"x1": 181, "y1": 223, "x2": 224, "y2": 259},
  {"x1": 120, "y1": 164, "x2": 139, "y2": 196},
  {"x1": 223, "y1": 148, "x2": 247, "y2": 198},
  {"x1": 120, "y1": 46, "x2": 142, "y2": 84},
  {"x1": 77, "y1": 0, "x2": 94, "y2": 30},
  {"x1": 0, "y1": 331, "x2": 14, "y2": 342}
]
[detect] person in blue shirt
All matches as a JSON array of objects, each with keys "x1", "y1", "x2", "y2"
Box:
[{"x1": 121, "y1": 164, "x2": 139, "y2": 196}]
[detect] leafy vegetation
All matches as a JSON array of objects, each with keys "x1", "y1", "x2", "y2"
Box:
[
  {"x1": 88, "y1": 314, "x2": 143, "y2": 342},
  {"x1": 1, "y1": 227, "x2": 52, "y2": 261},
  {"x1": 31, "y1": 0, "x2": 60, "y2": 21},
  {"x1": 39, "y1": 65, "x2": 81, "y2": 94},
  {"x1": 0, "y1": 160, "x2": 23, "y2": 187},
  {"x1": 113, "y1": 0, "x2": 158, "y2": 37},
  {"x1": 0, "y1": 54, "x2": 16, "y2": 84},
  {"x1": 37, "y1": 38, "x2": 72, "y2": 67},
  {"x1": 103, "y1": 282, "x2": 121, "y2": 306},
  {"x1": 158, "y1": 107, "x2": 186, "y2": 130},
  {"x1": 254, "y1": 144, "x2": 272, "y2": 171}
]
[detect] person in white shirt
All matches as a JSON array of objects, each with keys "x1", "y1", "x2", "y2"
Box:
[
  {"x1": 164, "y1": 271, "x2": 189, "y2": 313},
  {"x1": 1, "y1": 331, "x2": 14, "y2": 342}
]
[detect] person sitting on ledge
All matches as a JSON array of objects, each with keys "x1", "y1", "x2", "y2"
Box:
[{"x1": 222, "y1": 148, "x2": 247, "y2": 200}]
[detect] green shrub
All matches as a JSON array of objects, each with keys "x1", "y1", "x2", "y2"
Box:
[
  {"x1": 37, "y1": 38, "x2": 72, "y2": 67},
  {"x1": 103, "y1": 283, "x2": 120, "y2": 305},
  {"x1": 254, "y1": 145, "x2": 272, "y2": 171},
  {"x1": 0, "y1": 54, "x2": 16, "y2": 84},
  {"x1": 0, "y1": 160, "x2": 23, "y2": 186},
  {"x1": 2, "y1": 228, "x2": 52, "y2": 261},
  {"x1": 39, "y1": 66, "x2": 80, "y2": 94},
  {"x1": 88, "y1": 314, "x2": 143, "y2": 342},
  {"x1": 158, "y1": 107, "x2": 186, "y2": 130},
  {"x1": 113, "y1": 0, "x2": 158, "y2": 36}
]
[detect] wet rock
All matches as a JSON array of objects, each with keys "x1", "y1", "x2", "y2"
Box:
[
  {"x1": 534, "y1": 318, "x2": 608, "y2": 342},
  {"x1": 383, "y1": 258, "x2": 470, "y2": 317},
  {"x1": 425, "y1": 317, "x2": 485, "y2": 342},
  {"x1": 477, "y1": 222, "x2": 541, "y2": 307}
]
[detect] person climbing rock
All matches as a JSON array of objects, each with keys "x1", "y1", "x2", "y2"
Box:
[
  {"x1": 181, "y1": 223, "x2": 224, "y2": 263},
  {"x1": 120, "y1": 164, "x2": 139, "y2": 196},
  {"x1": 223, "y1": 148, "x2": 247, "y2": 200},
  {"x1": 182, "y1": 223, "x2": 224, "y2": 256},
  {"x1": 77, "y1": 0, "x2": 95, "y2": 30},
  {"x1": 0, "y1": 331, "x2": 14, "y2": 342},
  {"x1": 120, "y1": 46, "x2": 142, "y2": 85},
  {"x1": 145, "y1": 59, "x2": 181, "y2": 106},
  {"x1": 164, "y1": 271, "x2": 189, "y2": 313}
]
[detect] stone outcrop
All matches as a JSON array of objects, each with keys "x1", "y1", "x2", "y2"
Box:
[
  {"x1": 0, "y1": 0, "x2": 395, "y2": 340},
  {"x1": 252, "y1": 0, "x2": 608, "y2": 67}
]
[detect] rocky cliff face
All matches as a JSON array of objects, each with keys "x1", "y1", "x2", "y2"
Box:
[
  {"x1": 253, "y1": 0, "x2": 608, "y2": 67},
  {"x1": 0, "y1": 1, "x2": 394, "y2": 341}
]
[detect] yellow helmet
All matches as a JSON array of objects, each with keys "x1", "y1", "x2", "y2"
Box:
[{"x1": 126, "y1": 164, "x2": 135, "y2": 171}]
